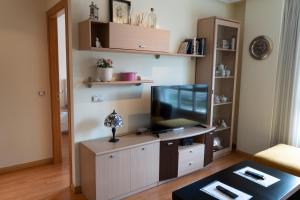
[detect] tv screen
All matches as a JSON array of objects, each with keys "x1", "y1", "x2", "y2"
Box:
[{"x1": 151, "y1": 84, "x2": 208, "y2": 133}]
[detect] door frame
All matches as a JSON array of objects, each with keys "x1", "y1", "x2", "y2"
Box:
[{"x1": 47, "y1": 0, "x2": 74, "y2": 188}]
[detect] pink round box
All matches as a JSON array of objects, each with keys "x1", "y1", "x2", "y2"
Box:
[{"x1": 120, "y1": 72, "x2": 137, "y2": 81}]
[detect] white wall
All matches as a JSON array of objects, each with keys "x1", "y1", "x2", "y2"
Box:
[
  {"x1": 0, "y1": 0, "x2": 53, "y2": 168},
  {"x1": 237, "y1": 0, "x2": 284, "y2": 154},
  {"x1": 58, "y1": 13, "x2": 68, "y2": 108},
  {"x1": 71, "y1": 0, "x2": 238, "y2": 186}
]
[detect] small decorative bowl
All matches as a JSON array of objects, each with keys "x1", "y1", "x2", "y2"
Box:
[{"x1": 120, "y1": 72, "x2": 137, "y2": 81}]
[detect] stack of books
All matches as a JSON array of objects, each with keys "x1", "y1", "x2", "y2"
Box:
[{"x1": 178, "y1": 38, "x2": 206, "y2": 55}]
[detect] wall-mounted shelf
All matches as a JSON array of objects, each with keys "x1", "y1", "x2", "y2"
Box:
[
  {"x1": 214, "y1": 102, "x2": 232, "y2": 106},
  {"x1": 82, "y1": 47, "x2": 205, "y2": 59},
  {"x1": 78, "y1": 20, "x2": 206, "y2": 59},
  {"x1": 84, "y1": 78, "x2": 154, "y2": 88}
]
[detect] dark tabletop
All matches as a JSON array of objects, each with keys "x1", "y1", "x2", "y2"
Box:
[{"x1": 172, "y1": 160, "x2": 300, "y2": 200}]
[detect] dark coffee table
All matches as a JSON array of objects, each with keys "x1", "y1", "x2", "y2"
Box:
[{"x1": 173, "y1": 160, "x2": 300, "y2": 200}]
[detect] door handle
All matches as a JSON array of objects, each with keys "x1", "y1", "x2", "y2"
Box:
[{"x1": 167, "y1": 142, "x2": 174, "y2": 146}]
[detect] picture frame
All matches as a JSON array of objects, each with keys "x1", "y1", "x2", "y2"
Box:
[{"x1": 109, "y1": 0, "x2": 131, "y2": 24}]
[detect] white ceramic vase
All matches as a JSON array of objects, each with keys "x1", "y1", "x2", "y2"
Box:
[{"x1": 97, "y1": 68, "x2": 113, "y2": 82}]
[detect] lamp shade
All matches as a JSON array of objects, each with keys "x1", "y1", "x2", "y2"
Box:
[{"x1": 104, "y1": 110, "x2": 123, "y2": 128}]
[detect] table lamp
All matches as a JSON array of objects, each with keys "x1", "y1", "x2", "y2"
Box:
[{"x1": 104, "y1": 110, "x2": 123, "y2": 142}]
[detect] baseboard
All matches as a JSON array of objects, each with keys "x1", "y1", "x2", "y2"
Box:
[
  {"x1": 71, "y1": 184, "x2": 81, "y2": 194},
  {"x1": 0, "y1": 158, "x2": 53, "y2": 175},
  {"x1": 234, "y1": 149, "x2": 254, "y2": 158}
]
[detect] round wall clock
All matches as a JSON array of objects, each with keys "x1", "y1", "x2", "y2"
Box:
[{"x1": 249, "y1": 35, "x2": 273, "y2": 60}]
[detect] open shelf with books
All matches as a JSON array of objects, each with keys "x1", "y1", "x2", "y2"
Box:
[{"x1": 78, "y1": 19, "x2": 206, "y2": 59}]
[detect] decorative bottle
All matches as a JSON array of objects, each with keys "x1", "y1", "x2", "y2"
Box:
[{"x1": 147, "y1": 8, "x2": 157, "y2": 28}]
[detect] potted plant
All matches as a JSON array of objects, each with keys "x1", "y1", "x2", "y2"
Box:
[{"x1": 96, "y1": 58, "x2": 113, "y2": 82}]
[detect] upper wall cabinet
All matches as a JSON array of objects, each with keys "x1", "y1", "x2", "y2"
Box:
[{"x1": 79, "y1": 20, "x2": 170, "y2": 53}]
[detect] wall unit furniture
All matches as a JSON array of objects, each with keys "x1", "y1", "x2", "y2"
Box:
[
  {"x1": 78, "y1": 19, "x2": 205, "y2": 59},
  {"x1": 80, "y1": 127, "x2": 215, "y2": 200},
  {"x1": 195, "y1": 17, "x2": 240, "y2": 160},
  {"x1": 80, "y1": 135, "x2": 160, "y2": 200}
]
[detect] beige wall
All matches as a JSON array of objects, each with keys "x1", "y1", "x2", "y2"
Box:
[
  {"x1": 0, "y1": 0, "x2": 53, "y2": 168},
  {"x1": 71, "y1": 0, "x2": 240, "y2": 186},
  {"x1": 237, "y1": 0, "x2": 284, "y2": 154},
  {"x1": 232, "y1": 1, "x2": 246, "y2": 145},
  {"x1": 46, "y1": 0, "x2": 61, "y2": 10}
]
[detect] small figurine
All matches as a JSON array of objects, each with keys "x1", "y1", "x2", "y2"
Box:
[
  {"x1": 225, "y1": 69, "x2": 231, "y2": 77},
  {"x1": 89, "y1": 2, "x2": 99, "y2": 21},
  {"x1": 220, "y1": 120, "x2": 228, "y2": 128},
  {"x1": 221, "y1": 95, "x2": 228, "y2": 103},
  {"x1": 215, "y1": 95, "x2": 221, "y2": 104},
  {"x1": 96, "y1": 37, "x2": 101, "y2": 48}
]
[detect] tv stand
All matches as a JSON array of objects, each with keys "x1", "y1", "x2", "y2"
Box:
[{"x1": 79, "y1": 126, "x2": 215, "y2": 200}]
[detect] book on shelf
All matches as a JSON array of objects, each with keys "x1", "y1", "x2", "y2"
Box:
[
  {"x1": 177, "y1": 38, "x2": 206, "y2": 55},
  {"x1": 178, "y1": 42, "x2": 189, "y2": 54}
]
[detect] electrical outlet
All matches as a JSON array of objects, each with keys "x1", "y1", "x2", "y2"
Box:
[
  {"x1": 92, "y1": 95, "x2": 104, "y2": 102},
  {"x1": 38, "y1": 91, "x2": 46, "y2": 96}
]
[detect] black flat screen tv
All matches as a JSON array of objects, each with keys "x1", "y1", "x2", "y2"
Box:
[{"x1": 151, "y1": 84, "x2": 208, "y2": 133}]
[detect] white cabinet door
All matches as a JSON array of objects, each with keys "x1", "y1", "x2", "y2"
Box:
[
  {"x1": 96, "y1": 150, "x2": 131, "y2": 200},
  {"x1": 130, "y1": 142, "x2": 159, "y2": 191}
]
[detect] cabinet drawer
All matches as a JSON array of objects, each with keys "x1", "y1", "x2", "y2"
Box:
[
  {"x1": 108, "y1": 23, "x2": 170, "y2": 52},
  {"x1": 131, "y1": 142, "x2": 159, "y2": 191},
  {"x1": 178, "y1": 159, "x2": 203, "y2": 177},
  {"x1": 178, "y1": 144, "x2": 205, "y2": 161},
  {"x1": 178, "y1": 144, "x2": 204, "y2": 177}
]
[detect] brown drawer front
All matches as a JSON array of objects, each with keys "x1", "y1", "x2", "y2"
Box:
[
  {"x1": 159, "y1": 140, "x2": 179, "y2": 181},
  {"x1": 108, "y1": 23, "x2": 170, "y2": 52}
]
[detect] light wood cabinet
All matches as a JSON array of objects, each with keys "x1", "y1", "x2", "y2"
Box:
[
  {"x1": 80, "y1": 136, "x2": 160, "y2": 200},
  {"x1": 79, "y1": 20, "x2": 170, "y2": 53},
  {"x1": 196, "y1": 17, "x2": 240, "y2": 159},
  {"x1": 96, "y1": 150, "x2": 131, "y2": 200},
  {"x1": 130, "y1": 142, "x2": 159, "y2": 191}
]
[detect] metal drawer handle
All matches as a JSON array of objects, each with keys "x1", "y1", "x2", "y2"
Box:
[
  {"x1": 189, "y1": 162, "x2": 193, "y2": 166},
  {"x1": 141, "y1": 147, "x2": 145, "y2": 151},
  {"x1": 109, "y1": 155, "x2": 114, "y2": 158},
  {"x1": 167, "y1": 142, "x2": 174, "y2": 146},
  {"x1": 189, "y1": 150, "x2": 193, "y2": 153},
  {"x1": 138, "y1": 44, "x2": 147, "y2": 48}
]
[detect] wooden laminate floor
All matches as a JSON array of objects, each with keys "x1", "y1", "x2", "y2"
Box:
[{"x1": 0, "y1": 148, "x2": 249, "y2": 200}]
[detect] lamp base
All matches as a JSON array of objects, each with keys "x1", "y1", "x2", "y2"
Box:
[{"x1": 109, "y1": 137, "x2": 119, "y2": 143}]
